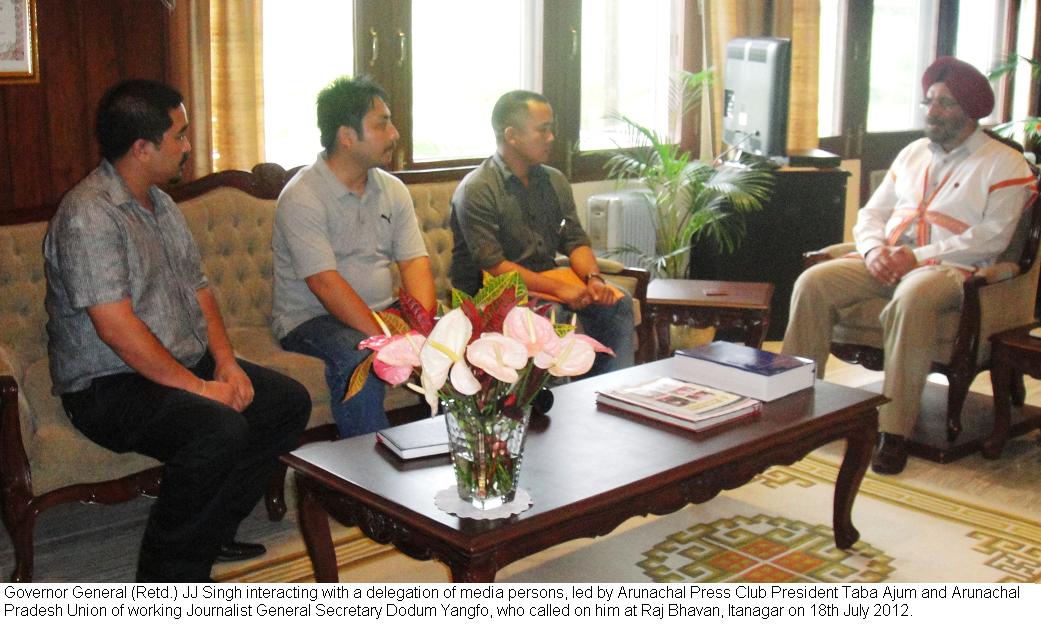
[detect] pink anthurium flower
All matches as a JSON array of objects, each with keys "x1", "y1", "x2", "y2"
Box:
[
  {"x1": 569, "y1": 333, "x2": 615, "y2": 356},
  {"x1": 372, "y1": 332, "x2": 426, "y2": 385},
  {"x1": 419, "y1": 309, "x2": 481, "y2": 413},
  {"x1": 502, "y1": 306, "x2": 557, "y2": 357},
  {"x1": 534, "y1": 332, "x2": 610, "y2": 377},
  {"x1": 466, "y1": 333, "x2": 529, "y2": 384}
]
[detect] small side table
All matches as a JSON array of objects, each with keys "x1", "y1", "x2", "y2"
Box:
[
  {"x1": 645, "y1": 279, "x2": 773, "y2": 360},
  {"x1": 988, "y1": 324, "x2": 1041, "y2": 458}
]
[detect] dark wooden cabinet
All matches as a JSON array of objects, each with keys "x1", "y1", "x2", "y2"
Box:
[{"x1": 688, "y1": 167, "x2": 849, "y2": 340}]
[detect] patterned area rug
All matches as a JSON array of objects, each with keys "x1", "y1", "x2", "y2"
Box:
[{"x1": 498, "y1": 455, "x2": 1041, "y2": 583}]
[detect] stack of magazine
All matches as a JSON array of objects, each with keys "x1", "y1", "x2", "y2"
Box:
[{"x1": 596, "y1": 377, "x2": 761, "y2": 433}]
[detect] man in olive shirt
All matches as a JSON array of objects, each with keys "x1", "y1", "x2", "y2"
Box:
[{"x1": 450, "y1": 90, "x2": 634, "y2": 375}]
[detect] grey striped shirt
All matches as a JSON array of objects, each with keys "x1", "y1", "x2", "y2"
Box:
[{"x1": 44, "y1": 160, "x2": 209, "y2": 394}]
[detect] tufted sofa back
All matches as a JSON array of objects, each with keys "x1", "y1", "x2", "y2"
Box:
[
  {"x1": 179, "y1": 188, "x2": 278, "y2": 329},
  {"x1": 0, "y1": 222, "x2": 49, "y2": 368},
  {"x1": 407, "y1": 180, "x2": 459, "y2": 303}
]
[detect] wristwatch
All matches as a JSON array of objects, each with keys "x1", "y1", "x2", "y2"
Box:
[{"x1": 585, "y1": 272, "x2": 605, "y2": 284}]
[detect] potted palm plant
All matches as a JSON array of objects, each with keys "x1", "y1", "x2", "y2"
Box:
[
  {"x1": 603, "y1": 70, "x2": 774, "y2": 279},
  {"x1": 989, "y1": 55, "x2": 1041, "y2": 149}
]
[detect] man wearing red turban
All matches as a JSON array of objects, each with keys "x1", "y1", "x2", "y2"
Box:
[{"x1": 783, "y1": 57, "x2": 1037, "y2": 475}]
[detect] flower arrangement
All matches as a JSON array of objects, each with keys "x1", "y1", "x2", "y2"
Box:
[{"x1": 347, "y1": 271, "x2": 614, "y2": 508}]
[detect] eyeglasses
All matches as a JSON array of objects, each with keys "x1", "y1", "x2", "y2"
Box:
[{"x1": 920, "y1": 97, "x2": 961, "y2": 111}]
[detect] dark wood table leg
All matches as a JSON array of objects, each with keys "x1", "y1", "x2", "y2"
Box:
[
  {"x1": 744, "y1": 310, "x2": 769, "y2": 349},
  {"x1": 833, "y1": 420, "x2": 875, "y2": 549},
  {"x1": 448, "y1": 554, "x2": 498, "y2": 582},
  {"x1": 653, "y1": 308, "x2": 671, "y2": 360},
  {"x1": 296, "y1": 475, "x2": 340, "y2": 583},
  {"x1": 984, "y1": 345, "x2": 1013, "y2": 460}
]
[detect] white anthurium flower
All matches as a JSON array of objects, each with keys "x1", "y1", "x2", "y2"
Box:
[
  {"x1": 418, "y1": 308, "x2": 480, "y2": 413},
  {"x1": 466, "y1": 333, "x2": 529, "y2": 384}
]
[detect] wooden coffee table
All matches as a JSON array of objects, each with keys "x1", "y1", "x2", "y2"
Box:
[
  {"x1": 283, "y1": 359, "x2": 883, "y2": 582},
  {"x1": 645, "y1": 279, "x2": 773, "y2": 360}
]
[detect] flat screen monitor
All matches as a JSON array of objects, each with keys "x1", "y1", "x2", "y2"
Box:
[{"x1": 722, "y1": 36, "x2": 791, "y2": 158}]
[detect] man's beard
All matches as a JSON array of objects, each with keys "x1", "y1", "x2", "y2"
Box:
[
  {"x1": 924, "y1": 115, "x2": 967, "y2": 146},
  {"x1": 167, "y1": 152, "x2": 190, "y2": 184}
]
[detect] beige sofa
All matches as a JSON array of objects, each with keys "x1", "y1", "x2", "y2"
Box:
[{"x1": 0, "y1": 162, "x2": 650, "y2": 581}]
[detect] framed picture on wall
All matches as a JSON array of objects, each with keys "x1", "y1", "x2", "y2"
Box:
[{"x1": 0, "y1": 0, "x2": 38, "y2": 84}]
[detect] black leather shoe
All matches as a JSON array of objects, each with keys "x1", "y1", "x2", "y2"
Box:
[
  {"x1": 871, "y1": 432, "x2": 908, "y2": 475},
  {"x1": 216, "y1": 541, "x2": 267, "y2": 562}
]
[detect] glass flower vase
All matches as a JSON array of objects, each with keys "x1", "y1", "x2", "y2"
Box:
[{"x1": 443, "y1": 403, "x2": 532, "y2": 510}]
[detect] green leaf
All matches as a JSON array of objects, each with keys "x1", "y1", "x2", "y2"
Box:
[
  {"x1": 553, "y1": 322, "x2": 576, "y2": 337},
  {"x1": 451, "y1": 288, "x2": 472, "y2": 309},
  {"x1": 474, "y1": 270, "x2": 527, "y2": 307}
]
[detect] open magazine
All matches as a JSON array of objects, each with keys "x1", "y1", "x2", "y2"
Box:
[{"x1": 596, "y1": 377, "x2": 761, "y2": 433}]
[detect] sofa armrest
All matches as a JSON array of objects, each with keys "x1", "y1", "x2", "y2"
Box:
[
  {"x1": 552, "y1": 255, "x2": 626, "y2": 273},
  {"x1": 545, "y1": 255, "x2": 652, "y2": 361},
  {"x1": 974, "y1": 261, "x2": 1022, "y2": 285},
  {"x1": 1, "y1": 367, "x2": 34, "y2": 508},
  {"x1": 601, "y1": 266, "x2": 652, "y2": 363},
  {"x1": 803, "y1": 242, "x2": 858, "y2": 268}
]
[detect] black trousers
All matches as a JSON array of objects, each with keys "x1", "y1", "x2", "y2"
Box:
[{"x1": 62, "y1": 354, "x2": 310, "y2": 582}]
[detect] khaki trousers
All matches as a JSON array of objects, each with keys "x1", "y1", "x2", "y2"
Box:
[{"x1": 781, "y1": 258, "x2": 964, "y2": 437}]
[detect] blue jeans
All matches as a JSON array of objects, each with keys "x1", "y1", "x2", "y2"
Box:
[
  {"x1": 280, "y1": 315, "x2": 388, "y2": 438},
  {"x1": 553, "y1": 292, "x2": 636, "y2": 377}
]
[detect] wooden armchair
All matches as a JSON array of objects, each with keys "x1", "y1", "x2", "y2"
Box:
[{"x1": 803, "y1": 168, "x2": 1041, "y2": 445}]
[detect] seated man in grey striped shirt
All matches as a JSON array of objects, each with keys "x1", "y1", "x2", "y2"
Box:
[{"x1": 44, "y1": 80, "x2": 310, "y2": 582}]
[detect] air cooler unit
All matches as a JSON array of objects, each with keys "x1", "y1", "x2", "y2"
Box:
[{"x1": 586, "y1": 190, "x2": 656, "y2": 269}]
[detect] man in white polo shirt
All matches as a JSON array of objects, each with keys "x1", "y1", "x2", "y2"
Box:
[{"x1": 272, "y1": 76, "x2": 436, "y2": 438}]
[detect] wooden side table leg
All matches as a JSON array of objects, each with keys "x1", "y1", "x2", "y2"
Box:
[
  {"x1": 296, "y1": 475, "x2": 340, "y2": 583},
  {"x1": 984, "y1": 346, "x2": 1013, "y2": 460},
  {"x1": 833, "y1": 420, "x2": 875, "y2": 549},
  {"x1": 653, "y1": 309, "x2": 671, "y2": 360},
  {"x1": 744, "y1": 310, "x2": 770, "y2": 349}
]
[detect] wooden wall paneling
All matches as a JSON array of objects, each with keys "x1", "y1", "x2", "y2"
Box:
[
  {"x1": 116, "y1": 0, "x2": 170, "y2": 80},
  {"x1": 0, "y1": 0, "x2": 171, "y2": 224},
  {"x1": 0, "y1": 96, "x2": 12, "y2": 213},
  {"x1": 42, "y1": 3, "x2": 91, "y2": 203},
  {"x1": 80, "y1": 0, "x2": 123, "y2": 168},
  {"x1": 4, "y1": 87, "x2": 50, "y2": 210}
]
